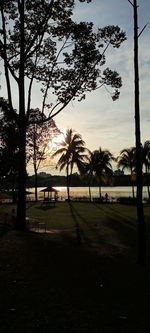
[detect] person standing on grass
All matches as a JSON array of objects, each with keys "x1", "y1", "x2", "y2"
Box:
[{"x1": 105, "y1": 193, "x2": 108, "y2": 203}]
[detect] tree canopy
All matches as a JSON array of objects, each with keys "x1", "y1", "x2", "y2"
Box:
[
  {"x1": 0, "y1": 0, "x2": 126, "y2": 228},
  {"x1": 27, "y1": 108, "x2": 61, "y2": 200},
  {"x1": 0, "y1": 0, "x2": 126, "y2": 123}
]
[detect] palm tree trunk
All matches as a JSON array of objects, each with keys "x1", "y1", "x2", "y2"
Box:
[
  {"x1": 33, "y1": 133, "x2": 38, "y2": 201},
  {"x1": 146, "y1": 166, "x2": 150, "y2": 199},
  {"x1": 66, "y1": 163, "x2": 70, "y2": 201},
  {"x1": 34, "y1": 164, "x2": 38, "y2": 202},
  {"x1": 16, "y1": 0, "x2": 26, "y2": 230},
  {"x1": 11, "y1": 173, "x2": 16, "y2": 203},
  {"x1": 69, "y1": 164, "x2": 73, "y2": 198},
  {"x1": 12, "y1": 182, "x2": 15, "y2": 203},
  {"x1": 131, "y1": 169, "x2": 135, "y2": 199},
  {"x1": 132, "y1": 183, "x2": 135, "y2": 199},
  {"x1": 88, "y1": 180, "x2": 92, "y2": 202},
  {"x1": 133, "y1": 0, "x2": 145, "y2": 264},
  {"x1": 99, "y1": 185, "x2": 102, "y2": 200},
  {"x1": 148, "y1": 184, "x2": 150, "y2": 199}
]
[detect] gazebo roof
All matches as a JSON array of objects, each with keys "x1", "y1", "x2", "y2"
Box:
[
  {"x1": 40, "y1": 186, "x2": 59, "y2": 193},
  {"x1": 25, "y1": 190, "x2": 33, "y2": 195}
]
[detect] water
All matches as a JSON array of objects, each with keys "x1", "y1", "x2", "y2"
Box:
[{"x1": 27, "y1": 186, "x2": 149, "y2": 201}]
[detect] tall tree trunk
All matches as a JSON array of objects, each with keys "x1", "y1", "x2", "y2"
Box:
[
  {"x1": 69, "y1": 164, "x2": 73, "y2": 199},
  {"x1": 33, "y1": 130, "x2": 38, "y2": 202},
  {"x1": 66, "y1": 164, "x2": 70, "y2": 201},
  {"x1": 12, "y1": 173, "x2": 16, "y2": 203},
  {"x1": 146, "y1": 166, "x2": 150, "y2": 199},
  {"x1": 1, "y1": 7, "x2": 13, "y2": 111},
  {"x1": 99, "y1": 185, "x2": 102, "y2": 200},
  {"x1": 131, "y1": 169, "x2": 135, "y2": 199},
  {"x1": 132, "y1": 183, "x2": 135, "y2": 199},
  {"x1": 34, "y1": 164, "x2": 38, "y2": 202},
  {"x1": 16, "y1": 0, "x2": 26, "y2": 230},
  {"x1": 89, "y1": 184, "x2": 92, "y2": 202},
  {"x1": 133, "y1": 0, "x2": 145, "y2": 264},
  {"x1": 147, "y1": 184, "x2": 150, "y2": 199},
  {"x1": 17, "y1": 114, "x2": 26, "y2": 230}
]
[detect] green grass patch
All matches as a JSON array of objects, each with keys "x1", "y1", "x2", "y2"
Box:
[
  {"x1": 25, "y1": 202, "x2": 150, "y2": 255},
  {"x1": 0, "y1": 191, "x2": 12, "y2": 199},
  {"x1": 1, "y1": 202, "x2": 150, "y2": 253}
]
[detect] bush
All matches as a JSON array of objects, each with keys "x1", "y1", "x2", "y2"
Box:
[{"x1": 117, "y1": 197, "x2": 137, "y2": 205}]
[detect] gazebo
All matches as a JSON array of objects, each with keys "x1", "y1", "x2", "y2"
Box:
[{"x1": 40, "y1": 186, "x2": 59, "y2": 202}]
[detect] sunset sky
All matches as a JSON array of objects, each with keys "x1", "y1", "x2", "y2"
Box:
[
  {"x1": 50, "y1": 0, "x2": 150, "y2": 174},
  {"x1": 59, "y1": 0, "x2": 150, "y2": 153},
  {"x1": 0, "y1": 0, "x2": 150, "y2": 175}
]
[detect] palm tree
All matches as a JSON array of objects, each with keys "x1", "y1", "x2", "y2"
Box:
[
  {"x1": 141, "y1": 141, "x2": 150, "y2": 198},
  {"x1": 85, "y1": 148, "x2": 114, "y2": 201},
  {"x1": 84, "y1": 151, "x2": 98, "y2": 202},
  {"x1": 94, "y1": 148, "x2": 114, "y2": 199},
  {"x1": 117, "y1": 147, "x2": 136, "y2": 198},
  {"x1": 52, "y1": 129, "x2": 87, "y2": 201}
]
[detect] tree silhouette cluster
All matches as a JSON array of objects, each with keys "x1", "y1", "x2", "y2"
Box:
[
  {"x1": 52, "y1": 129, "x2": 150, "y2": 202},
  {"x1": 0, "y1": 0, "x2": 126, "y2": 227}
]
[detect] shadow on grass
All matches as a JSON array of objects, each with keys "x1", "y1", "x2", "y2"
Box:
[
  {"x1": 33, "y1": 204, "x2": 56, "y2": 211},
  {"x1": 68, "y1": 202, "x2": 86, "y2": 246},
  {"x1": 26, "y1": 202, "x2": 57, "y2": 211},
  {"x1": 0, "y1": 224, "x2": 12, "y2": 237},
  {"x1": 98, "y1": 203, "x2": 136, "y2": 226},
  {"x1": 1, "y1": 229, "x2": 150, "y2": 333},
  {"x1": 92, "y1": 203, "x2": 137, "y2": 252},
  {"x1": 93, "y1": 204, "x2": 150, "y2": 257},
  {"x1": 37, "y1": 205, "x2": 56, "y2": 211},
  {"x1": 0, "y1": 211, "x2": 15, "y2": 237},
  {"x1": 68, "y1": 202, "x2": 111, "y2": 249}
]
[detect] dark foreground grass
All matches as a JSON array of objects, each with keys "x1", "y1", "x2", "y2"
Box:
[
  {"x1": 0, "y1": 203, "x2": 150, "y2": 332},
  {"x1": 27, "y1": 202, "x2": 150, "y2": 255}
]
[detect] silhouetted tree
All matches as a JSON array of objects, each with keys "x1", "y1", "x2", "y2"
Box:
[
  {"x1": 117, "y1": 147, "x2": 136, "y2": 198},
  {"x1": 141, "y1": 141, "x2": 150, "y2": 198},
  {"x1": 52, "y1": 129, "x2": 87, "y2": 201},
  {"x1": 94, "y1": 148, "x2": 114, "y2": 200},
  {"x1": 0, "y1": 0, "x2": 126, "y2": 228},
  {"x1": 27, "y1": 109, "x2": 60, "y2": 201},
  {"x1": 0, "y1": 98, "x2": 19, "y2": 199},
  {"x1": 127, "y1": 0, "x2": 145, "y2": 264},
  {"x1": 85, "y1": 148, "x2": 113, "y2": 201}
]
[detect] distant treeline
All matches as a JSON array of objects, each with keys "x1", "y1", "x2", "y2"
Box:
[{"x1": 26, "y1": 173, "x2": 150, "y2": 188}]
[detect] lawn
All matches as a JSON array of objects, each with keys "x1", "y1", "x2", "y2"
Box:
[
  {"x1": 26, "y1": 202, "x2": 150, "y2": 255},
  {"x1": 0, "y1": 202, "x2": 150, "y2": 332}
]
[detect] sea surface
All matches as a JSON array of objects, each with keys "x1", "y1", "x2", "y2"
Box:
[{"x1": 27, "y1": 186, "x2": 149, "y2": 201}]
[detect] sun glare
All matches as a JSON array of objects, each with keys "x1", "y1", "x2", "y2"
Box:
[{"x1": 48, "y1": 131, "x2": 65, "y2": 149}]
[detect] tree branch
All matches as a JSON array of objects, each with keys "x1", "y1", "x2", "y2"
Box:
[
  {"x1": 138, "y1": 22, "x2": 149, "y2": 38},
  {"x1": 37, "y1": 144, "x2": 47, "y2": 171},
  {"x1": 41, "y1": 35, "x2": 71, "y2": 114},
  {"x1": 0, "y1": 41, "x2": 19, "y2": 83},
  {"x1": 127, "y1": 0, "x2": 134, "y2": 7},
  {"x1": 24, "y1": 0, "x2": 54, "y2": 58},
  {"x1": 25, "y1": 31, "x2": 45, "y2": 60},
  {"x1": 1, "y1": 8, "x2": 13, "y2": 109},
  {"x1": 0, "y1": 8, "x2": 19, "y2": 122},
  {"x1": 26, "y1": 52, "x2": 38, "y2": 120}
]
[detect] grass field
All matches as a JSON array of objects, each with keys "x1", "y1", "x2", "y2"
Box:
[
  {"x1": 26, "y1": 202, "x2": 150, "y2": 256},
  {"x1": 0, "y1": 202, "x2": 150, "y2": 332}
]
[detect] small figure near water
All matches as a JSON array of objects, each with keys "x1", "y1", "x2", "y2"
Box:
[{"x1": 105, "y1": 193, "x2": 108, "y2": 203}]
